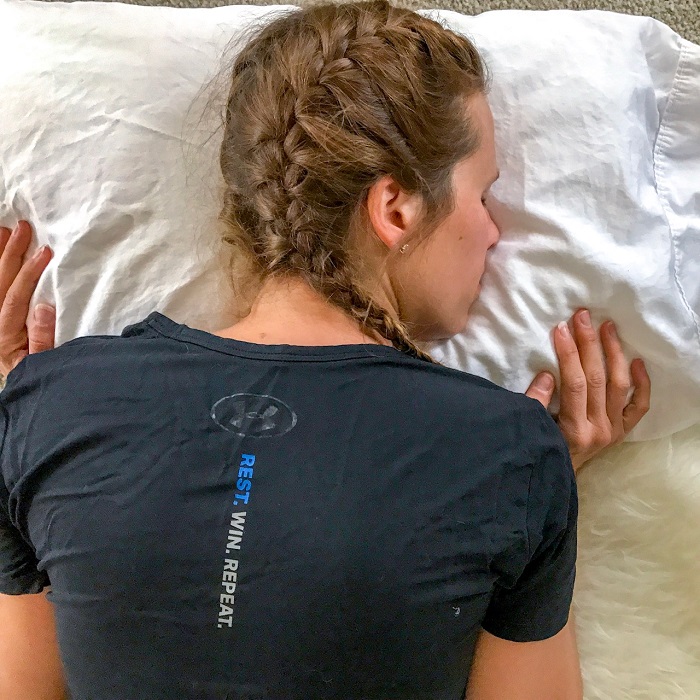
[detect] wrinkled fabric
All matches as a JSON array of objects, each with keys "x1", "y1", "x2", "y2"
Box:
[
  {"x1": 423, "y1": 9, "x2": 700, "y2": 441},
  {"x1": 0, "y1": 1, "x2": 697, "y2": 439}
]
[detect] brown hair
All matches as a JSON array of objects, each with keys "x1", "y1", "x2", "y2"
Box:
[{"x1": 203, "y1": 0, "x2": 488, "y2": 362}]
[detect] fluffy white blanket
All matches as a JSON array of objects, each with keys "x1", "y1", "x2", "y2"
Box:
[{"x1": 575, "y1": 421, "x2": 700, "y2": 697}]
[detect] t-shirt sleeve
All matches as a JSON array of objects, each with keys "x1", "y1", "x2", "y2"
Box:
[
  {"x1": 0, "y1": 367, "x2": 51, "y2": 595},
  {"x1": 481, "y1": 401, "x2": 578, "y2": 642}
]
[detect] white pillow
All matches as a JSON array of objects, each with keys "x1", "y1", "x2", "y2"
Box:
[
  {"x1": 423, "y1": 9, "x2": 700, "y2": 442},
  {"x1": 0, "y1": 0, "x2": 698, "y2": 441}
]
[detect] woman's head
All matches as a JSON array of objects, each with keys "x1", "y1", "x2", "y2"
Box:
[{"x1": 215, "y1": 0, "x2": 497, "y2": 362}]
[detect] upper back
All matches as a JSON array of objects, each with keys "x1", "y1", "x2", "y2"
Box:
[{"x1": 0, "y1": 311, "x2": 577, "y2": 700}]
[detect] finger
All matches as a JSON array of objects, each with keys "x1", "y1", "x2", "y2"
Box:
[
  {"x1": 622, "y1": 358, "x2": 651, "y2": 434},
  {"x1": 554, "y1": 319, "x2": 588, "y2": 426},
  {"x1": 0, "y1": 227, "x2": 11, "y2": 286},
  {"x1": 0, "y1": 221, "x2": 33, "y2": 308},
  {"x1": 0, "y1": 227, "x2": 12, "y2": 250},
  {"x1": 572, "y1": 309, "x2": 608, "y2": 425},
  {"x1": 0, "y1": 240, "x2": 53, "y2": 341},
  {"x1": 601, "y1": 321, "x2": 631, "y2": 440},
  {"x1": 28, "y1": 304, "x2": 56, "y2": 354},
  {"x1": 524, "y1": 372, "x2": 556, "y2": 409}
]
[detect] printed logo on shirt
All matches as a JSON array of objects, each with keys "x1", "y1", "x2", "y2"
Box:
[
  {"x1": 211, "y1": 393, "x2": 297, "y2": 438},
  {"x1": 217, "y1": 452, "x2": 256, "y2": 629}
]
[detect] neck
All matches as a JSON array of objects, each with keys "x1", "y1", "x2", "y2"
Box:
[{"x1": 213, "y1": 276, "x2": 396, "y2": 347}]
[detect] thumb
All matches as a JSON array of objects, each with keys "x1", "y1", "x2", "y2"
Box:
[
  {"x1": 525, "y1": 372, "x2": 555, "y2": 408},
  {"x1": 29, "y1": 304, "x2": 56, "y2": 354}
]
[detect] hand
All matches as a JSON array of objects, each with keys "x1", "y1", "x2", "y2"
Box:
[
  {"x1": 525, "y1": 309, "x2": 651, "y2": 475},
  {"x1": 0, "y1": 220, "x2": 56, "y2": 381}
]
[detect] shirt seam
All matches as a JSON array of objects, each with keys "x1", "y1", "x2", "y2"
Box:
[
  {"x1": 143, "y1": 314, "x2": 415, "y2": 364},
  {"x1": 485, "y1": 402, "x2": 538, "y2": 581}
]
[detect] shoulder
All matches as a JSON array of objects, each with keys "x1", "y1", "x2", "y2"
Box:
[
  {"x1": 0, "y1": 315, "x2": 164, "y2": 404},
  {"x1": 405, "y1": 356, "x2": 563, "y2": 445},
  {"x1": 0, "y1": 338, "x2": 102, "y2": 401},
  {"x1": 383, "y1": 358, "x2": 570, "y2": 498},
  {"x1": 390, "y1": 351, "x2": 531, "y2": 414}
]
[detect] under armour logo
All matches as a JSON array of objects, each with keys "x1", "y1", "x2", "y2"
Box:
[
  {"x1": 211, "y1": 393, "x2": 297, "y2": 438},
  {"x1": 230, "y1": 403, "x2": 279, "y2": 433}
]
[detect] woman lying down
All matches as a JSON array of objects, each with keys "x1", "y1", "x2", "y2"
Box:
[{"x1": 0, "y1": 1, "x2": 650, "y2": 699}]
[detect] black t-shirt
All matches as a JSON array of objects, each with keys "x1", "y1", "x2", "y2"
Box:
[{"x1": 0, "y1": 311, "x2": 577, "y2": 700}]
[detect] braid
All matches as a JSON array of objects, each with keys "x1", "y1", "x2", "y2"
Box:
[
  {"x1": 246, "y1": 14, "x2": 437, "y2": 363},
  {"x1": 215, "y1": 0, "x2": 487, "y2": 363},
  {"x1": 312, "y1": 263, "x2": 440, "y2": 363}
]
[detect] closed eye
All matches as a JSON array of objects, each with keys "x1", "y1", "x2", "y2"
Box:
[{"x1": 483, "y1": 171, "x2": 500, "y2": 204}]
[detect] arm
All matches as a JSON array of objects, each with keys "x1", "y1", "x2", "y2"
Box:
[
  {"x1": 466, "y1": 608, "x2": 583, "y2": 700},
  {"x1": 465, "y1": 397, "x2": 582, "y2": 700},
  {"x1": 0, "y1": 590, "x2": 68, "y2": 700},
  {"x1": 487, "y1": 307, "x2": 651, "y2": 697},
  {"x1": 0, "y1": 222, "x2": 63, "y2": 698}
]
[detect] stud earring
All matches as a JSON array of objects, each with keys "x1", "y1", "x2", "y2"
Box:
[{"x1": 399, "y1": 244, "x2": 409, "y2": 254}]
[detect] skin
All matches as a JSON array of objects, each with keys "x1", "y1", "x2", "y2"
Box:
[{"x1": 366, "y1": 92, "x2": 501, "y2": 342}]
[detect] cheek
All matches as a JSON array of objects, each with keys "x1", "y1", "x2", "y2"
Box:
[
  {"x1": 476, "y1": 206, "x2": 494, "y2": 242},
  {"x1": 454, "y1": 211, "x2": 488, "y2": 267}
]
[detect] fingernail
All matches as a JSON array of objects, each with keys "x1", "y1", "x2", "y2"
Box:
[
  {"x1": 558, "y1": 321, "x2": 570, "y2": 338},
  {"x1": 579, "y1": 310, "x2": 591, "y2": 327},
  {"x1": 608, "y1": 322, "x2": 618, "y2": 340},
  {"x1": 35, "y1": 304, "x2": 55, "y2": 325},
  {"x1": 32, "y1": 245, "x2": 47, "y2": 261},
  {"x1": 535, "y1": 374, "x2": 554, "y2": 391}
]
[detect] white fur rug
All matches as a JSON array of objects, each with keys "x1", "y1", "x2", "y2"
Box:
[{"x1": 575, "y1": 421, "x2": 700, "y2": 698}]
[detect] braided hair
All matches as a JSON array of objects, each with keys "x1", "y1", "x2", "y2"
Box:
[{"x1": 212, "y1": 0, "x2": 488, "y2": 362}]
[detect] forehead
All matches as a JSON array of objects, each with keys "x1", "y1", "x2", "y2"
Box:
[
  {"x1": 469, "y1": 93, "x2": 496, "y2": 159},
  {"x1": 454, "y1": 94, "x2": 497, "y2": 183}
]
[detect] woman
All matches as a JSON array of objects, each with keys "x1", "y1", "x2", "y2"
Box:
[{"x1": 0, "y1": 1, "x2": 650, "y2": 699}]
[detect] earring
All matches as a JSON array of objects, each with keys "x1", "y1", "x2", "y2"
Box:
[{"x1": 399, "y1": 244, "x2": 409, "y2": 254}]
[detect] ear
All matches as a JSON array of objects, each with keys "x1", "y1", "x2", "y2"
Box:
[{"x1": 366, "y1": 174, "x2": 422, "y2": 251}]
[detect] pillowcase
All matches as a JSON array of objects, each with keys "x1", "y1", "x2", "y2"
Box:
[
  {"x1": 0, "y1": 0, "x2": 698, "y2": 441},
  {"x1": 422, "y1": 8, "x2": 700, "y2": 442}
]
